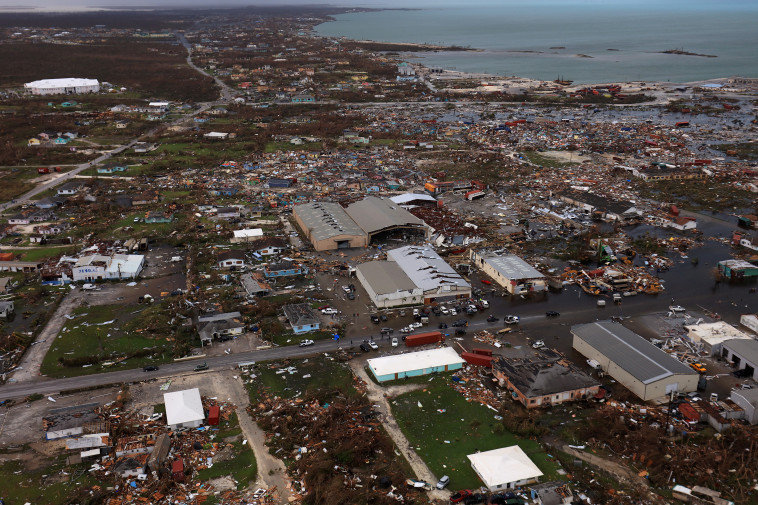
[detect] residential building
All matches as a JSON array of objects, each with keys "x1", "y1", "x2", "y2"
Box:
[
  {"x1": 492, "y1": 350, "x2": 600, "y2": 408},
  {"x1": 217, "y1": 250, "x2": 245, "y2": 269},
  {"x1": 231, "y1": 228, "x2": 264, "y2": 244},
  {"x1": 367, "y1": 347, "x2": 463, "y2": 382},
  {"x1": 264, "y1": 260, "x2": 307, "y2": 278},
  {"x1": 282, "y1": 303, "x2": 320, "y2": 334},
  {"x1": 144, "y1": 211, "x2": 173, "y2": 223},
  {"x1": 196, "y1": 312, "x2": 245, "y2": 346},
  {"x1": 163, "y1": 388, "x2": 205, "y2": 430},
  {"x1": 467, "y1": 446, "x2": 543, "y2": 492},
  {"x1": 717, "y1": 259, "x2": 758, "y2": 279},
  {"x1": 72, "y1": 254, "x2": 144, "y2": 282},
  {"x1": 240, "y1": 273, "x2": 271, "y2": 298},
  {"x1": 248, "y1": 236, "x2": 287, "y2": 256},
  {"x1": 572, "y1": 321, "x2": 698, "y2": 400},
  {"x1": 291, "y1": 94, "x2": 315, "y2": 103},
  {"x1": 553, "y1": 189, "x2": 639, "y2": 221},
  {"x1": 57, "y1": 182, "x2": 83, "y2": 196}
]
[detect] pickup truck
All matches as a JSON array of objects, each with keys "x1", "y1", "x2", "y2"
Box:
[{"x1": 193, "y1": 362, "x2": 209, "y2": 371}]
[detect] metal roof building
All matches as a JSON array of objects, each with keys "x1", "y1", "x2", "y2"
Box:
[
  {"x1": 572, "y1": 321, "x2": 698, "y2": 401},
  {"x1": 367, "y1": 347, "x2": 464, "y2": 382},
  {"x1": 386, "y1": 245, "x2": 471, "y2": 303},
  {"x1": 471, "y1": 251, "x2": 547, "y2": 295},
  {"x1": 355, "y1": 261, "x2": 422, "y2": 308},
  {"x1": 163, "y1": 388, "x2": 204, "y2": 430},
  {"x1": 721, "y1": 338, "x2": 758, "y2": 381},
  {"x1": 345, "y1": 196, "x2": 428, "y2": 241},
  {"x1": 293, "y1": 202, "x2": 367, "y2": 251},
  {"x1": 25, "y1": 78, "x2": 100, "y2": 95}
]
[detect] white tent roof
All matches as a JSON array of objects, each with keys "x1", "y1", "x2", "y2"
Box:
[
  {"x1": 233, "y1": 228, "x2": 263, "y2": 239},
  {"x1": 164, "y1": 388, "x2": 204, "y2": 426},
  {"x1": 467, "y1": 446, "x2": 543, "y2": 488},
  {"x1": 25, "y1": 78, "x2": 99, "y2": 88},
  {"x1": 368, "y1": 347, "x2": 463, "y2": 377}
]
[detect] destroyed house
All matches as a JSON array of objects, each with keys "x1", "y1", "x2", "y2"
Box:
[
  {"x1": 554, "y1": 190, "x2": 638, "y2": 221},
  {"x1": 196, "y1": 312, "x2": 245, "y2": 345},
  {"x1": 264, "y1": 260, "x2": 306, "y2": 278},
  {"x1": 282, "y1": 303, "x2": 320, "y2": 334},
  {"x1": 240, "y1": 273, "x2": 271, "y2": 297},
  {"x1": 493, "y1": 350, "x2": 600, "y2": 408}
]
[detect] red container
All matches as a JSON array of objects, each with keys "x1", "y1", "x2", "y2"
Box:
[
  {"x1": 404, "y1": 332, "x2": 443, "y2": 347},
  {"x1": 208, "y1": 405, "x2": 220, "y2": 426},
  {"x1": 461, "y1": 352, "x2": 493, "y2": 367},
  {"x1": 678, "y1": 403, "x2": 701, "y2": 425},
  {"x1": 172, "y1": 459, "x2": 184, "y2": 481},
  {"x1": 472, "y1": 348, "x2": 493, "y2": 357}
]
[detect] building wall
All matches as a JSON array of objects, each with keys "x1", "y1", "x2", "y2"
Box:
[
  {"x1": 721, "y1": 344, "x2": 758, "y2": 381},
  {"x1": 292, "y1": 323, "x2": 319, "y2": 334},
  {"x1": 292, "y1": 211, "x2": 367, "y2": 251},
  {"x1": 355, "y1": 267, "x2": 422, "y2": 309},
  {"x1": 572, "y1": 334, "x2": 696, "y2": 401},
  {"x1": 168, "y1": 418, "x2": 202, "y2": 430},
  {"x1": 477, "y1": 259, "x2": 546, "y2": 295},
  {"x1": 372, "y1": 362, "x2": 462, "y2": 382},
  {"x1": 493, "y1": 369, "x2": 600, "y2": 408}
]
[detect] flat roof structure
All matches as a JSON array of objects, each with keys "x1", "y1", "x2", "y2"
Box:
[
  {"x1": 722, "y1": 338, "x2": 758, "y2": 367},
  {"x1": 163, "y1": 388, "x2": 204, "y2": 429},
  {"x1": 389, "y1": 193, "x2": 437, "y2": 205},
  {"x1": 467, "y1": 446, "x2": 543, "y2": 491},
  {"x1": 294, "y1": 202, "x2": 365, "y2": 242},
  {"x1": 345, "y1": 196, "x2": 427, "y2": 237},
  {"x1": 355, "y1": 261, "x2": 417, "y2": 295},
  {"x1": 367, "y1": 347, "x2": 464, "y2": 382},
  {"x1": 481, "y1": 254, "x2": 544, "y2": 280},
  {"x1": 387, "y1": 245, "x2": 470, "y2": 293},
  {"x1": 685, "y1": 322, "x2": 753, "y2": 352}
]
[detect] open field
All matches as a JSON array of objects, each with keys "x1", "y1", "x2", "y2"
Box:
[
  {"x1": 391, "y1": 375, "x2": 563, "y2": 490},
  {"x1": 246, "y1": 356, "x2": 357, "y2": 403}
]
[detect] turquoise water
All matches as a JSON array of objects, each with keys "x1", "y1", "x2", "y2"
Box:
[{"x1": 315, "y1": 1, "x2": 758, "y2": 84}]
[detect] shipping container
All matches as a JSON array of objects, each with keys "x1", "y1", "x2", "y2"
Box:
[
  {"x1": 172, "y1": 459, "x2": 184, "y2": 481},
  {"x1": 207, "y1": 405, "x2": 220, "y2": 426},
  {"x1": 678, "y1": 402, "x2": 701, "y2": 425},
  {"x1": 461, "y1": 352, "x2": 494, "y2": 367},
  {"x1": 404, "y1": 331, "x2": 443, "y2": 347},
  {"x1": 472, "y1": 348, "x2": 493, "y2": 357}
]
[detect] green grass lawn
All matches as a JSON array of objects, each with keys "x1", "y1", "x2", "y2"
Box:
[
  {"x1": 0, "y1": 459, "x2": 102, "y2": 504},
  {"x1": 107, "y1": 214, "x2": 180, "y2": 239},
  {"x1": 523, "y1": 150, "x2": 579, "y2": 169},
  {"x1": 264, "y1": 141, "x2": 321, "y2": 153},
  {"x1": 246, "y1": 356, "x2": 357, "y2": 404},
  {"x1": 391, "y1": 376, "x2": 563, "y2": 489},
  {"x1": 196, "y1": 439, "x2": 257, "y2": 490},
  {"x1": 40, "y1": 303, "x2": 176, "y2": 378},
  {"x1": 4, "y1": 245, "x2": 76, "y2": 262}
]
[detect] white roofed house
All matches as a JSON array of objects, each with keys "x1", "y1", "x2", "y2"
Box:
[
  {"x1": 72, "y1": 254, "x2": 145, "y2": 282},
  {"x1": 163, "y1": 388, "x2": 205, "y2": 430},
  {"x1": 467, "y1": 446, "x2": 543, "y2": 491}
]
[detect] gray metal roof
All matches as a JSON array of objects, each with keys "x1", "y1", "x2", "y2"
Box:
[
  {"x1": 282, "y1": 303, "x2": 319, "y2": 327},
  {"x1": 345, "y1": 196, "x2": 425, "y2": 235},
  {"x1": 723, "y1": 338, "x2": 758, "y2": 366},
  {"x1": 387, "y1": 245, "x2": 470, "y2": 292},
  {"x1": 482, "y1": 254, "x2": 544, "y2": 281},
  {"x1": 572, "y1": 321, "x2": 696, "y2": 384},
  {"x1": 294, "y1": 202, "x2": 365, "y2": 242},
  {"x1": 356, "y1": 261, "x2": 418, "y2": 295}
]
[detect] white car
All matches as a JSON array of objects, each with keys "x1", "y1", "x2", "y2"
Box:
[
  {"x1": 369, "y1": 341, "x2": 379, "y2": 350},
  {"x1": 669, "y1": 305, "x2": 686, "y2": 313},
  {"x1": 412, "y1": 308, "x2": 420, "y2": 316},
  {"x1": 440, "y1": 306, "x2": 449, "y2": 315},
  {"x1": 532, "y1": 340, "x2": 545, "y2": 349},
  {"x1": 450, "y1": 308, "x2": 457, "y2": 316},
  {"x1": 504, "y1": 315, "x2": 520, "y2": 324},
  {"x1": 481, "y1": 300, "x2": 489, "y2": 308},
  {"x1": 321, "y1": 308, "x2": 338, "y2": 315},
  {"x1": 299, "y1": 339, "x2": 314, "y2": 347},
  {"x1": 400, "y1": 327, "x2": 411, "y2": 333},
  {"x1": 411, "y1": 322, "x2": 423, "y2": 329},
  {"x1": 391, "y1": 337, "x2": 398, "y2": 347},
  {"x1": 342, "y1": 285, "x2": 351, "y2": 293}
]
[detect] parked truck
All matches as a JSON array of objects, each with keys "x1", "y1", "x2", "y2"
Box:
[
  {"x1": 405, "y1": 331, "x2": 443, "y2": 347},
  {"x1": 461, "y1": 352, "x2": 494, "y2": 367}
]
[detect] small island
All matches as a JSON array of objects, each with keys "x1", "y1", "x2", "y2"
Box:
[{"x1": 660, "y1": 49, "x2": 717, "y2": 58}]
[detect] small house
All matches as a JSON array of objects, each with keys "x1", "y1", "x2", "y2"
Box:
[
  {"x1": 217, "y1": 250, "x2": 245, "y2": 269},
  {"x1": 264, "y1": 260, "x2": 306, "y2": 278},
  {"x1": 163, "y1": 388, "x2": 204, "y2": 430},
  {"x1": 282, "y1": 303, "x2": 320, "y2": 334},
  {"x1": 145, "y1": 211, "x2": 174, "y2": 224}
]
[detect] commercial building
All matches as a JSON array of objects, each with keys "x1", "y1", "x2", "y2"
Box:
[
  {"x1": 344, "y1": 196, "x2": 428, "y2": 243},
  {"x1": 24, "y1": 78, "x2": 100, "y2": 95},
  {"x1": 293, "y1": 202, "x2": 367, "y2": 251},
  {"x1": 163, "y1": 388, "x2": 205, "y2": 430},
  {"x1": 717, "y1": 259, "x2": 758, "y2": 279},
  {"x1": 386, "y1": 245, "x2": 471, "y2": 304},
  {"x1": 367, "y1": 347, "x2": 464, "y2": 382},
  {"x1": 467, "y1": 446, "x2": 543, "y2": 491},
  {"x1": 730, "y1": 389, "x2": 758, "y2": 425},
  {"x1": 684, "y1": 322, "x2": 753, "y2": 355},
  {"x1": 355, "y1": 261, "x2": 422, "y2": 308},
  {"x1": 492, "y1": 350, "x2": 600, "y2": 408},
  {"x1": 720, "y1": 339, "x2": 758, "y2": 381},
  {"x1": 72, "y1": 254, "x2": 144, "y2": 282},
  {"x1": 231, "y1": 228, "x2": 264, "y2": 244},
  {"x1": 572, "y1": 321, "x2": 698, "y2": 401},
  {"x1": 471, "y1": 251, "x2": 547, "y2": 295}
]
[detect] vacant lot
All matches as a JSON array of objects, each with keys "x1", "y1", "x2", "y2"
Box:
[
  {"x1": 391, "y1": 376, "x2": 563, "y2": 490},
  {"x1": 40, "y1": 302, "x2": 178, "y2": 377},
  {"x1": 247, "y1": 356, "x2": 357, "y2": 403}
]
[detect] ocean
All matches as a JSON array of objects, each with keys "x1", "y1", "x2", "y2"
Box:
[{"x1": 315, "y1": 0, "x2": 758, "y2": 84}]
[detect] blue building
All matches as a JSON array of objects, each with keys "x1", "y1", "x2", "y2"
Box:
[
  {"x1": 283, "y1": 303, "x2": 320, "y2": 334},
  {"x1": 367, "y1": 348, "x2": 464, "y2": 382},
  {"x1": 291, "y1": 94, "x2": 315, "y2": 103},
  {"x1": 267, "y1": 178, "x2": 293, "y2": 189},
  {"x1": 264, "y1": 261, "x2": 307, "y2": 278}
]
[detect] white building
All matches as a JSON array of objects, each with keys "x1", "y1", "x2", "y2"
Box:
[
  {"x1": 231, "y1": 228, "x2": 264, "y2": 244},
  {"x1": 25, "y1": 78, "x2": 100, "y2": 95},
  {"x1": 467, "y1": 446, "x2": 543, "y2": 491},
  {"x1": 730, "y1": 389, "x2": 758, "y2": 425},
  {"x1": 741, "y1": 314, "x2": 758, "y2": 335},
  {"x1": 684, "y1": 321, "x2": 753, "y2": 355},
  {"x1": 164, "y1": 388, "x2": 205, "y2": 430},
  {"x1": 72, "y1": 254, "x2": 144, "y2": 282},
  {"x1": 367, "y1": 347, "x2": 464, "y2": 382},
  {"x1": 470, "y1": 251, "x2": 547, "y2": 295}
]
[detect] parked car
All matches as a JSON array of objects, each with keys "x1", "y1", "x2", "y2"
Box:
[
  {"x1": 381, "y1": 327, "x2": 394, "y2": 334},
  {"x1": 360, "y1": 343, "x2": 371, "y2": 352},
  {"x1": 452, "y1": 319, "x2": 468, "y2": 327},
  {"x1": 346, "y1": 293, "x2": 355, "y2": 300},
  {"x1": 669, "y1": 305, "x2": 686, "y2": 313},
  {"x1": 504, "y1": 315, "x2": 520, "y2": 324},
  {"x1": 380, "y1": 314, "x2": 388, "y2": 322},
  {"x1": 440, "y1": 306, "x2": 450, "y2": 315},
  {"x1": 370, "y1": 315, "x2": 380, "y2": 324},
  {"x1": 299, "y1": 339, "x2": 314, "y2": 347},
  {"x1": 143, "y1": 365, "x2": 159, "y2": 372},
  {"x1": 546, "y1": 310, "x2": 560, "y2": 317},
  {"x1": 532, "y1": 340, "x2": 545, "y2": 349},
  {"x1": 194, "y1": 362, "x2": 209, "y2": 371},
  {"x1": 391, "y1": 337, "x2": 398, "y2": 347},
  {"x1": 411, "y1": 322, "x2": 423, "y2": 329},
  {"x1": 455, "y1": 328, "x2": 466, "y2": 336},
  {"x1": 322, "y1": 308, "x2": 338, "y2": 315},
  {"x1": 449, "y1": 308, "x2": 457, "y2": 316},
  {"x1": 400, "y1": 326, "x2": 412, "y2": 333},
  {"x1": 463, "y1": 493, "x2": 485, "y2": 505},
  {"x1": 450, "y1": 490, "x2": 473, "y2": 503},
  {"x1": 342, "y1": 285, "x2": 351, "y2": 293},
  {"x1": 436, "y1": 475, "x2": 450, "y2": 490},
  {"x1": 412, "y1": 308, "x2": 420, "y2": 316},
  {"x1": 690, "y1": 362, "x2": 706, "y2": 373},
  {"x1": 481, "y1": 279, "x2": 492, "y2": 285},
  {"x1": 438, "y1": 323, "x2": 448, "y2": 329},
  {"x1": 480, "y1": 300, "x2": 489, "y2": 308},
  {"x1": 486, "y1": 315, "x2": 499, "y2": 322}
]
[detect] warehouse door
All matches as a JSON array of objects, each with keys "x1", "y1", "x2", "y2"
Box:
[{"x1": 337, "y1": 240, "x2": 350, "y2": 249}]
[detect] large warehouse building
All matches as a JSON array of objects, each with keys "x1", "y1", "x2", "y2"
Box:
[
  {"x1": 572, "y1": 321, "x2": 698, "y2": 401},
  {"x1": 367, "y1": 347, "x2": 464, "y2": 382},
  {"x1": 24, "y1": 78, "x2": 100, "y2": 95},
  {"x1": 292, "y1": 202, "x2": 367, "y2": 251},
  {"x1": 293, "y1": 197, "x2": 428, "y2": 251},
  {"x1": 357, "y1": 245, "x2": 471, "y2": 307}
]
